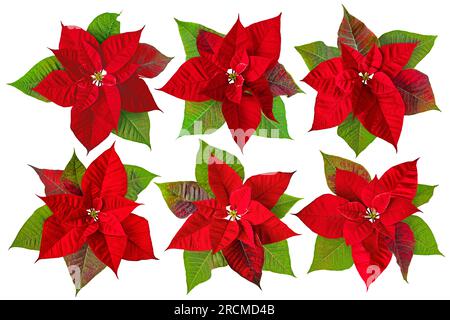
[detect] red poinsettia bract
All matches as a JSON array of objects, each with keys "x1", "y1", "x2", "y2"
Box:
[
  {"x1": 304, "y1": 42, "x2": 420, "y2": 148},
  {"x1": 168, "y1": 156, "x2": 297, "y2": 285},
  {"x1": 161, "y1": 16, "x2": 282, "y2": 149},
  {"x1": 297, "y1": 160, "x2": 419, "y2": 287},
  {"x1": 34, "y1": 25, "x2": 170, "y2": 151},
  {"x1": 38, "y1": 145, "x2": 155, "y2": 274}
]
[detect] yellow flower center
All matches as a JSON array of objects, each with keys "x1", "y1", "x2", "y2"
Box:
[
  {"x1": 87, "y1": 208, "x2": 100, "y2": 222},
  {"x1": 91, "y1": 70, "x2": 107, "y2": 87},
  {"x1": 359, "y1": 72, "x2": 374, "y2": 85},
  {"x1": 227, "y1": 69, "x2": 238, "y2": 84},
  {"x1": 365, "y1": 208, "x2": 380, "y2": 223}
]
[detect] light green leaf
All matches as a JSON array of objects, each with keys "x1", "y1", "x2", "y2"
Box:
[
  {"x1": 271, "y1": 194, "x2": 302, "y2": 219},
  {"x1": 87, "y1": 12, "x2": 121, "y2": 43},
  {"x1": 337, "y1": 113, "x2": 376, "y2": 156},
  {"x1": 184, "y1": 250, "x2": 227, "y2": 293},
  {"x1": 404, "y1": 215, "x2": 442, "y2": 256},
  {"x1": 11, "y1": 206, "x2": 52, "y2": 250},
  {"x1": 263, "y1": 240, "x2": 294, "y2": 276},
  {"x1": 413, "y1": 184, "x2": 437, "y2": 207},
  {"x1": 124, "y1": 165, "x2": 157, "y2": 201},
  {"x1": 61, "y1": 152, "x2": 86, "y2": 188},
  {"x1": 379, "y1": 30, "x2": 437, "y2": 69},
  {"x1": 309, "y1": 236, "x2": 353, "y2": 272},
  {"x1": 179, "y1": 100, "x2": 225, "y2": 137},
  {"x1": 175, "y1": 19, "x2": 223, "y2": 60},
  {"x1": 114, "y1": 111, "x2": 151, "y2": 148},
  {"x1": 321, "y1": 152, "x2": 371, "y2": 194},
  {"x1": 255, "y1": 97, "x2": 291, "y2": 139},
  {"x1": 195, "y1": 140, "x2": 244, "y2": 196},
  {"x1": 9, "y1": 56, "x2": 62, "y2": 101},
  {"x1": 295, "y1": 41, "x2": 340, "y2": 71}
]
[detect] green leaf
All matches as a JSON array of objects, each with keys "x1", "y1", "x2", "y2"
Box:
[
  {"x1": 309, "y1": 236, "x2": 353, "y2": 272},
  {"x1": 64, "y1": 244, "x2": 106, "y2": 294},
  {"x1": 175, "y1": 19, "x2": 223, "y2": 60},
  {"x1": 404, "y1": 216, "x2": 442, "y2": 256},
  {"x1": 321, "y1": 152, "x2": 371, "y2": 194},
  {"x1": 413, "y1": 184, "x2": 437, "y2": 207},
  {"x1": 9, "y1": 56, "x2": 62, "y2": 101},
  {"x1": 61, "y1": 152, "x2": 86, "y2": 188},
  {"x1": 295, "y1": 41, "x2": 340, "y2": 71},
  {"x1": 255, "y1": 97, "x2": 291, "y2": 139},
  {"x1": 379, "y1": 31, "x2": 437, "y2": 69},
  {"x1": 157, "y1": 181, "x2": 210, "y2": 218},
  {"x1": 184, "y1": 250, "x2": 227, "y2": 293},
  {"x1": 179, "y1": 100, "x2": 225, "y2": 137},
  {"x1": 87, "y1": 12, "x2": 121, "y2": 43},
  {"x1": 114, "y1": 111, "x2": 151, "y2": 148},
  {"x1": 263, "y1": 240, "x2": 295, "y2": 276},
  {"x1": 271, "y1": 194, "x2": 302, "y2": 219},
  {"x1": 195, "y1": 140, "x2": 244, "y2": 196},
  {"x1": 124, "y1": 165, "x2": 157, "y2": 201},
  {"x1": 11, "y1": 206, "x2": 52, "y2": 250},
  {"x1": 338, "y1": 6, "x2": 379, "y2": 55},
  {"x1": 337, "y1": 113, "x2": 376, "y2": 156}
]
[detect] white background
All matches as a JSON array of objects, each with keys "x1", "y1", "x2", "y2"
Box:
[{"x1": 0, "y1": 0, "x2": 448, "y2": 300}]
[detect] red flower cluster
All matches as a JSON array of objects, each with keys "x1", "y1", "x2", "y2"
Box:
[
  {"x1": 305, "y1": 42, "x2": 421, "y2": 148},
  {"x1": 35, "y1": 25, "x2": 169, "y2": 151},
  {"x1": 162, "y1": 16, "x2": 282, "y2": 149},
  {"x1": 169, "y1": 156, "x2": 297, "y2": 285},
  {"x1": 38, "y1": 146, "x2": 155, "y2": 274},
  {"x1": 297, "y1": 160, "x2": 419, "y2": 287}
]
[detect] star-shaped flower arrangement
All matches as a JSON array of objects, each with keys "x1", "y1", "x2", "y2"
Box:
[
  {"x1": 161, "y1": 15, "x2": 302, "y2": 150},
  {"x1": 11, "y1": 145, "x2": 158, "y2": 294},
  {"x1": 158, "y1": 140, "x2": 301, "y2": 292},
  {"x1": 296, "y1": 6, "x2": 438, "y2": 156},
  {"x1": 296, "y1": 152, "x2": 442, "y2": 288},
  {"x1": 10, "y1": 13, "x2": 172, "y2": 152}
]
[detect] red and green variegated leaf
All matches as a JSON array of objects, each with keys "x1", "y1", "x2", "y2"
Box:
[
  {"x1": 338, "y1": 6, "x2": 379, "y2": 55},
  {"x1": 87, "y1": 12, "x2": 121, "y2": 43},
  {"x1": 404, "y1": 215, "x2": 442, "y2": 256},
  {"x1": 64, "y1": 244, "x2": 106, "y2": 294},
  {"x1": 61, "y1": 152, "x2": 86, "y2": 190},
  {"x1": 255, "y1": 97, "x2": 291, "y2": 139},
  {"x1": 157, "y1": 181, "x2": 210, "y2": 218},
  {"x1": 123, "y1": 165, "x2": 157, "y2": 201},
  {"x1": 11, "y1": 206, "x2": 52, "y2": 250},
  {"x1": 309, "y1": 236, "x2": 353, "y2": 272},
  {"x1": 179, "y1": 100, "x2": 225, "y2": 137},
  {"x1": 195, "y1": 140, "x2": 244, "y2": 196},
  {"x1": 295, "y1": 41, "x2": 340, "y2": 71},
  {"x1": 385, "y1": 222, "x2": 415, "y2": 281},
  {"x1": 393, "y1": 69, "x2": 439, "y2": 115},
  {"x1": 321, "y1": 152, "x2": 371, "y2": 194},
  {"x1": 265, "y1": 63, "x2": 302, "y2": 97},
  {"x1": 175, "y1": 19, "x2": 223, "y2": 60},
  {"x1": 379, "y1": 31, "x2": 437, "y2": 69},
  {"x1": 337, "y1": 113, "x2": 376, "y2": 156},
  {"x1": 222, "y1": 237, "x2": 264, "y2": 287},
  {"x1": 183, "y1": 250, "x2": 227, "y2": 293},
  {"x1": 9, "y1": 56, "x2": 63, "y2": 101},
  {"x1": 413, "y1": 184, "x2": 437, "y2": 207},
  {"x1": 31, "y1": 166, "x2": 80, "y2": 196}
]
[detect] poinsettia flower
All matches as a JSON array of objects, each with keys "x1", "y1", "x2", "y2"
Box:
[
  {"x1": 161, "y1": 16, "x2": 283, "y2": 149},
  {"x1": 168, "y1": 156, "x2": 297, "y2": 285},
  {"x1": 38, "y1": 145, "x2": 155, "y2": 274},
  {"x1": 297, "y1": 160, "x2": 419, "y2": 287},
  {"x1": 304, "y1": 42, "x2": 418, "y2": 148},
  {"x1": 34, "y1": 24, "x2": 170, "y2": 151}
]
